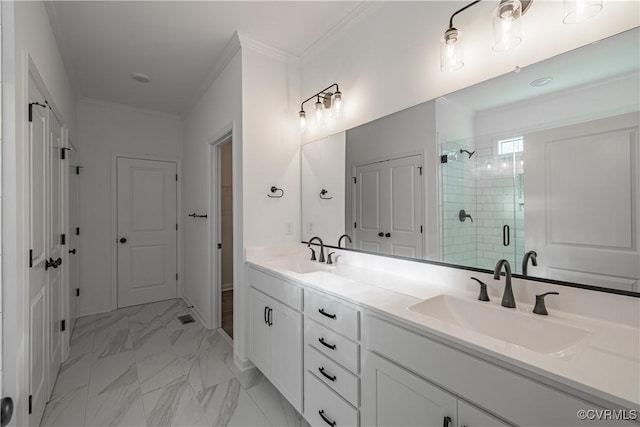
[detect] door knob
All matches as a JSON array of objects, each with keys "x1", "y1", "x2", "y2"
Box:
[
  {"x1": 385, "y1": 232, "x2": 391, "y2": 238},
  {"x1": 119, "y1": 238, "x2": 127, "y2": 243},
  {"x1": 378, "y1": 232, "x2": 384, "y2": 237},
  {"x1": 1, "y1": 397, "x2": 13, "y2": 427}
]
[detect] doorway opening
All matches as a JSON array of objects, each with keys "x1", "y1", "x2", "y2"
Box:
[{"x1": 217, "y1": 138, "x2": 234, "y2": 339}]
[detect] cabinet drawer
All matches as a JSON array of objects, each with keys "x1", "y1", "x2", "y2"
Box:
[
  {"x1": 305, "y1": 371, "x2": 359, "y2": 427},
  {"x1": 306, "y1": 345, "x2": 359, "y2": 407},
  {"x1": 247, "y1": 266, "x2": 302, "y2": 311},
  {"x1": 305, "y1": 290, "x2": 360, "y2": 340},
  {"x1": 306, "y1": 319, "x2": 359, "y2": 374}
]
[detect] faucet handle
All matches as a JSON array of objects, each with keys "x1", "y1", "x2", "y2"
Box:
[
  {"x1": 309, "y1": 247, "x2": 316, "y2": 261},
  {"x1": 327, "y1": 252, "x2": 336, "y2": 264},
  {"x1": 533, "y1": 292, "x2": 559, "y2": 315},
  {"x1": 470, "y1": 277, "x2": 490, "y2": 302}
]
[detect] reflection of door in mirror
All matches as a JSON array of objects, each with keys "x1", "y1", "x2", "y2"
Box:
[
  {"x1": 353, "y1": 154, "x2": 424, "y2": 258},
  {"x1": 524, "y1": 112, "x2": 639, "y2": 292}
]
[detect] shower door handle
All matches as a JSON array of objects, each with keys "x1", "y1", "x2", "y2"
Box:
[{"x1": 503, "y1": 225, "x2": 510, "y2": 246}]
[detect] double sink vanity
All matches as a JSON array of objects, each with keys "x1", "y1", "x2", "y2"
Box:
[{"x1": 245, "y1": 244, "x2": 640, "y2": 427}]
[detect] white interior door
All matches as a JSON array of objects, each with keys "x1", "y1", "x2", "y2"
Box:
[
  {"x1": 27, "y1": 73, "x2": 49, "y2": 427},
  {"x1": 524, "y1": 113, "x2": 639, "y2": 291},
  {"x1": 354, "y1": 155, "x2": 424, "y2": 257},
  {"x1": 67, "y1": 148, "x2": 80, "y2": 331},
  {"x1": 47, "y1": 111, "x2": 65, "y2": 395},
  {"x1": 117, "y1": 158, "x2": 177, "y2": 307}
]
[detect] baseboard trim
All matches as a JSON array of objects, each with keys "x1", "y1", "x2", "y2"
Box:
[{"x1": 234, "y1": 354, "x2": 255, "y2": 372}]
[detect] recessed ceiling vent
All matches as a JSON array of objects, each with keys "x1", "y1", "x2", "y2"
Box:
[
  {"x1": 530, "y1": 77, "x2": 553, "y2": 87},
  {"x1": 131, "y1": 73, "x2": 151, "y2": 83}
]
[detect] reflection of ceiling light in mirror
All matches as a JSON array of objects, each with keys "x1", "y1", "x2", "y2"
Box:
[
  {"x1": 530, "y1": 77, "x2": 553, "y2": 87},
  {"x1": 563, "y1": 0, "x2": 602, "y2": 24},
  {"x1": 130, "y1": 73, "x2": 151, "y2": 83}
]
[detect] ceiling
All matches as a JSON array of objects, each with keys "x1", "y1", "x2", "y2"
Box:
[
  {"x1": 442, "y1": 27, "x2": 640, "y2": 113},
  {"x1": 47, "y1": 1, "x2": 365, "y2": 114}
]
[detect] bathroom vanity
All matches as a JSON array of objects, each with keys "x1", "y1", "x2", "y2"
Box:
[{"x1": 245, "y1": 246, "x2": 640, "y2": 427}]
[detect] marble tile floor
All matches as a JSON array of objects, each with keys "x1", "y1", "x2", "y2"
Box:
[{"x1": 41, "y1": 299, "x2": 309, "y2": 427}]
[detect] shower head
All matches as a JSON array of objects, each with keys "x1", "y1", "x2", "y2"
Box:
[{"x1": 460, "y1": 149, "x2": 475, "y2": 158}]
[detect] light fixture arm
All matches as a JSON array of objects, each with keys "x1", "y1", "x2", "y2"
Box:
[
  {"x1": 448, "y1": 0, "x2": 482, "y2": 30},
  {"x1": 300, "y1": 83, "x2": 340, "y2": 112}
]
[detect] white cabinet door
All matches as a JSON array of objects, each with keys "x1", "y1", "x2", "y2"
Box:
[
  {"x1": 363, "y1": 352, "x2": 457, "y2": 427},
  {"x1": 458, "y1": 401, "x2": 510, "y2": 427},
  {"x1": 248, "y1": 288, "x2": 272, "y2": 376},
  {"x1": 271, "y1": 300, "x2": 303, "y2": 412}
]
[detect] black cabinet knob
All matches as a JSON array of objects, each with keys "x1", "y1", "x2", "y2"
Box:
[
  {"x1": 1, "y1": 397, "x2": 13, "y2": 427},
  {"x1": 119, "y1": 238, "x2": 127, "y2": 243},
  {"x1": 69, "y1": 249, "x2": 77, "y2": 254},
  {"x1": 378, "y1": 232, "x2": 384, "y2": 237},
  {"x1": 385, "y1": 232, "x2": 391, "y2": 238}
]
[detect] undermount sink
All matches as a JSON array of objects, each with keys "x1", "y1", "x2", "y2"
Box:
[
  {"x1": 408, "y1": 295, "x2": 591, "y2": 357},
  {"x1": 266, "y1": 258, "x2": 334, "y2": 274}
]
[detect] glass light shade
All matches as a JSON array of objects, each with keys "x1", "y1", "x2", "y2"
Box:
[
  {"x1": 299, "y1": 110, "x2": 306, "y2": 131},
  {"x1": 563, "y1": 0, "x2": 602, "y2": 24},
  {"x1": 334, "y1": 91, "x2": 343, "y2": 117},
  {"x1": 315, "y1": 99, "x2": 324, "y2": 125},
  {"x1": 492, "y1": 0, "x2": 523, "y2": 52},
  {"x1": 440, "y1": 29, "x2": 463, "y2": 72}
]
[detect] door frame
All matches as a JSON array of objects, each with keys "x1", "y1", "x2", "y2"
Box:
[
  {"x1": 208, "y1": 127, "x2": 233, "y2": 331},
  {"x1": 109, "y1": 153, "x2": 183, "y2": 311}
]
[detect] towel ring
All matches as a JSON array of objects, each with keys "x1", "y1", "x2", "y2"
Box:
[
  {"x1": 268, "y1": 186, "x2": 284, "y2": 198},
  {"x1": 319, "y1": 189, "x2": 333, "y2": 200}
]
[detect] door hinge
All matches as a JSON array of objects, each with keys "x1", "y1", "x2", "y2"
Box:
[
  {"x1": 354, "y1": 222, "x2": 357, "y2": 228},
  {"x1": 418, "y1": 166, "x2": 423, "y2": 176},
  {"x1": 61, "y1": 320, "x2": 66, "y2": 332},
  {"x1": 353, "y1": 177, "x2": 357, "y2": 184},
  {"x1": 76, "y1": 288, "x2": 80, "y2": 297},
  {"x1": 29, "y1": 395, "x2": 33, "y2": 414},
  {"x1": 420, "y1": 225, "x2": 423, "y2": 234},
  {"x1": 29, "y1": 249, "x2": 34, "y2": 268},
  {"x1": 176, "y1": 174, "x2": 178, "y2": 181},
  {"x1": 28, "y1": 102, "x2": 46, "y2": 122},
  {"x1": 61, "y1": 234, "x2": 66, "y2": 245},
  {"x1": 217, "y1": 243, "x2": 222, "y2": 249},
  {"x1": 176, "y1": 273, "x2": 178, "y2": 280},
  {"x1": 76, "y1": 227, "x2": 80, "y2": 235}
]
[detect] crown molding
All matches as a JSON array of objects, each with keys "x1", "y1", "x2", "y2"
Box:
[
  {"x1": 300, "y1": 2, "x2": 382, "y2": 63},
  {"x1": 237, "y1": 32, "x2": 294, "y2": 62},
  {"x1": 43, "y1": 1, "x2": 82, "y2": 100}
]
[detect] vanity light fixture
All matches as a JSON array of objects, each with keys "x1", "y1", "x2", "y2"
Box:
[
  {"x1": 563, "y1": 0, "x2": 602, "y2": 24},
  {"x1": 299, "y1": 83, "x2": 343, "y2": 131},
  {"x1": 440, "y1": 0, "x2": 534, "y2": 72}
]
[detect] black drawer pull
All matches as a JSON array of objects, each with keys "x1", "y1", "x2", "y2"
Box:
[
  {"x1": 443, "y1": 415, "x2": 452, "y2": 427},
  {"x1": 319, "y1": 410, "x2": 336, "y2": 427},
  {"x1": 264, "y1": 306, "x2": 268, "y2": 325},
  {"x1": 318, "y1": 308, "x2": 337, "y2": 319},
  {"x1": 318, "y1": 337, "x2": 336, "y2": 350},
  {"x1": 318, "y1": 366, "x2": 337, "y2": 382}
]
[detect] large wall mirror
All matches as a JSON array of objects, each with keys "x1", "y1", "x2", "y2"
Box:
[{"x1": 301, "y1": 27, "x2": 639, "y2": 295}]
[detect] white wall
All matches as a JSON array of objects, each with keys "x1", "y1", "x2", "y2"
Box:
[
  {"x1": 2, "y1": 1, "x2": 77, "y2": 424},
  {"x1": 301, "y1": 132, "x2": 346, "y2": 246},
  {"x1": 299, "y1": 1, "x2": 639, "y2": 145},
  {"x1": 76, "y1": 99, "x2": 182, "y2": 316},
  {"x1": 182, "y1": 43, "x2": 242, "y2": 336}
]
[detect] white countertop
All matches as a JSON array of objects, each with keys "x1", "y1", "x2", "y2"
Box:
[{"x1": 246, "y1": 247, "x2": 640, "y2": 411}]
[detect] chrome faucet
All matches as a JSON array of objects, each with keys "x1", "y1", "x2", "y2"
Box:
[
  {"x1": 494, "y1": 259, "x2": 516, "y2": 308},
  {"x1": 308, "y1": 237, "x2": 325, "y2": 263},
  {"x1": 338, "y1": 233, "x2": 352, "y2": 248},
  {"x1": 522, "y1": 250, "x2": 538, "y2": 276}
]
